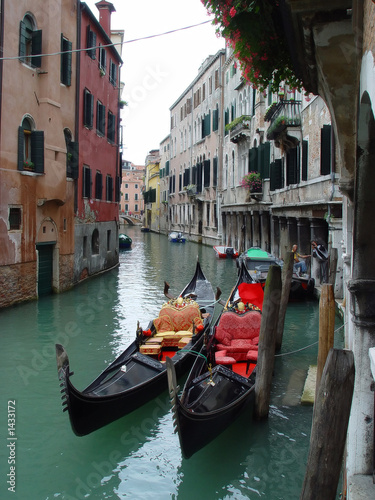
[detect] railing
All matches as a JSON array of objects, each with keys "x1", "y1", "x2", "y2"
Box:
[{"x1": 266, "y1": 100, "x2": 301, "y2": 140}]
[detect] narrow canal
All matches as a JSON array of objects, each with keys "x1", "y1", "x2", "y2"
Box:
[{"x1": 0, "y1": 226, "x2": 344, "y2": 500}]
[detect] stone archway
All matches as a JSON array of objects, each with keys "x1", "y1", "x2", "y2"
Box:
[{"x1": 346, "y1": 91, "x2": 375, "y2": 477}]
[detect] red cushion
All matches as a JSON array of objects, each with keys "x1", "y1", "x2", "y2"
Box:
[
  {"x1": 246, "y1": 350, "x2": 258, "y2": 361},
  {"x1": 226, "y1": 339, "x2": 255, "y2": 352},
  {"x1": 215, "y1": 311, "x2": 261, "y2": 340}
]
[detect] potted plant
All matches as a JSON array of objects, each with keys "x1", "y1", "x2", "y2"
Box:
[
  {"x1": 241, "y1": 171, "x2": 262, "y2": 193},
  {"x1": 23, "y1": 160, "x2": 35, "y2": 171}
]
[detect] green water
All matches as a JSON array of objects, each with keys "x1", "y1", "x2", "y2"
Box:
[{"x1": 0, "y1": 227, "x2": 344, "y2": 499}]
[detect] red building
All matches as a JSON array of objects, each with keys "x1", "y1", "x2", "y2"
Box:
[{"x1": 74, "y1": 1, "x2": 123, "y2": 282}]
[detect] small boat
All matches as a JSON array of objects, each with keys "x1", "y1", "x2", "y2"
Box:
[
  {"x1": 167, "y1": 262, "x2": 264, "y2": 459},
  {"x1": 56, "y1": 260, "x2": 217, "y2": 436},
  {"x1": 140, "y1": 226, "x2": 150, "y2": 232},
  {"x1": 213, "y1": 245, "x2": 239, "y2": 259},
  {"x1": 169, "y1": 231, "x2": 186, "y2": 243},
  {"x1": 237, "y1": 247, "x2": 314, "y2": 299},
  {"x1": 119, "y1": 233, "x2": 132, "y2": 249}
]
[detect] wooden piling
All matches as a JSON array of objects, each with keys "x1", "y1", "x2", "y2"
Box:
[
  {"x1": 275, "y1": 251, "x2": 294, "y2": 351},
  {"x1": 300, "y1": 348, "x2": 355, "y2": 500},
  {"x1": 329, "y1": 247, "x2": 338, "y2": 288},
  {"x1": 254, "y1": 265, "x2": 282, "y2": 420},
  {"x1": 316, "y1": 284, "x2": 335, "y2": 392}
]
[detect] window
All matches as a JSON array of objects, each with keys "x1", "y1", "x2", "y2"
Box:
[
  {"x1": 91, "y1": 229, "x2": 99, "y2": 255},
  {"x1": 61, "y1": 35, "x2": 72, "y2": 85},
  {"x1": 95, "y1": 171, "x2": 103, "y2": 199},
  {"x1": 135, "y1": 193, "x2": 138, "y2": 201},
  {"x1": 9, "y1": 207, "x2": 22, "y2": 230},
  {"x1": 109, "y1": 59, "x2": 117, "y2": 86},
  {"x1": 99, "y1": 44, "x2": 106, "y2": 73},
  {"x1": 17, "y1": 117, "x2": 44, "y2": 173},
  {"x1": 84, "y1": 89, "x2": 94, "y2": 128},
  {"x1": 64, "y1": 128, "x2": 78, "y2": 179},
  {"x1": 135, "y1": 204, "x2": 138, "y2": 212},
  {"x1": 107, "y1": 111, "x2": 115, "y2": 143},
  {"x1": 107, "y1": 230, "x2": 111, "y2": 251},
  {"x1": 106, "y1": 175, "x2": 113, "y2": 201},
  {"x1": 82, "y1": 165, "x2": 92, "y2": 198},
  {"x1": 19, "y1": 15, "x2": 42, "y2": 68},
  {"x1": 321, "y1": 125, "x2": 332, "y2": 175},
  {"x1": 96, "y1": 100, "x2": 105, "y2": 136},
  {"x1": 86, "y1": 26, "x2": 96, "y2": 59}
]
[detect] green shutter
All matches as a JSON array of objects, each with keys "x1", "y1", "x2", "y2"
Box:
[
  {"x1": 249, "y1": 147, "x2": 258, "y2": 173},
  {"x1": 213, "y1": 157, "x2": 218, "y2": 187},
  {"x1": 320, "y1": 125, "x2": 331, "y2": 175},
  {"x1": 19, "y1": 21, "x2": 27, "y2": 60},
  {"x1": 302, "y1": 140, "x2": 308, "y2": 181},
  {"x1": 17, "y1": 126, "x2": 24, "y2": 170},
  {"x1": 31, "y1": 30, "x2": 42, "y2": 68},
  {"x1": 31, "y1": 131, "x2": 44, "y2": 173},
  {"x1": 67, "y1": 141, "x2": 79, "y2": 179},
  {"x1": 61, "y1": 35, "x2": 72, "y2": 86},
  {"x1": 263, "y1": 142, "x2": 271, "y2": 179}
]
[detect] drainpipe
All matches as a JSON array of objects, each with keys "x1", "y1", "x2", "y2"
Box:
[{"x1": 217, "y1": 50, "x2": 225, "y2": 242}]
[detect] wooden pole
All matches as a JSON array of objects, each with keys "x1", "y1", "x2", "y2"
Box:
[
  {"x1": 316, "y1": 284, "x2": 335, "y2": 392},
  {"x1": 275, "y1": 251, "x2": 294, "y2": 351},
  {"x1": 254, "y1": 265, "x2": 281, "y2": 420},
  {"x1": 329, "y1": 247, "x2": 338, "y2": 288},
  {"x1": 300, "y1": 348, "x2": 355, "y2": 500}
]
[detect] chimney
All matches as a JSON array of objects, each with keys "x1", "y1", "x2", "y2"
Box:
[{"x1": 95, "y1": 0, "x2": 116, "y2": 35}]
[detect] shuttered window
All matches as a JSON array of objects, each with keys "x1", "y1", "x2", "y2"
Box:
[
  {"x1": 302, "y1": 140, "x2": 308, "y2": 181},
  {"x1": 204, "y1": 160, "x2": 211, "y2": 188},
  {"x1": 270, "y1": 159, "x2": 284, "y2": 191},
  {"x1": 86, "y1": 26, "x2": 96, "y2": 59},
  {"x1": 84, "y1": 89, "x2": 94, "y2": 128},
  {"x1": 60, "y1": 35, "x2": 72, "y2": 86},
  {"x1": 320, "y1": 125, "x2": 332, "y2": 175},
  {"x1": 82, "y1": 166, "x2": 92, "y2": 198},
  {"x1": 106, "y1": 175, "x2": 113, "y2": 201},
  {"x1": 17, "y1": 125, "x2": 44, "y2": 173},
  {"x1": 107, "y1": 111, "x2": 115, "y2": 143},
  {"x1": 96, "y1": 101, "x2": 106, "y2": 136},
  {"x1": 213, "y1": 157, "x2": 218, "y2": 187},
  {"x1": 19, "y1": 18, "x2": 42, "y2": 68},
  {"x1": 95, "y1": 172, "x2": 103, "y2": 200}
]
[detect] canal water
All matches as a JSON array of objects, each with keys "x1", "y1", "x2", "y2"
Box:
[{"x1": 0, "y1": 226, "x2": 344, "y2": 500}]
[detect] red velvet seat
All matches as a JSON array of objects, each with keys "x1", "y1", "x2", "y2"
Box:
[
  {"x1": 215, "y1": 310, "x2": 261, "y2": 362},
  {"x1": 215, "y1": 349, "x2": 236, "y2": 368}
]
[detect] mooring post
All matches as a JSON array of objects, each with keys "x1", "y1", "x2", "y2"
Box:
[
  {"x1": 275, "y1": 251, "x2": 294, "y2": 351},
  {"x1": 316, "y1": 284, "x2": 335, "y2": 392},
  {"x1": 300, "y1": 348, "x2": 355, "y2": 500},
  {"x1": 254, "y1": 264, "x2": 282, "y2": 420}
]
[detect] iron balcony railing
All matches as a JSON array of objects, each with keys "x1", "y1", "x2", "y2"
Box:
[{"x1": 265, "y1": 100, "x2": 302, "y2": 140}]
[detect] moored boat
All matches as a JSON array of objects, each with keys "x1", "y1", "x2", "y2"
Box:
[
  {"x1": 119, "y1": 233, "x2": 132, "y2": 249},
  {"x1": 237, "y1": 247, "x2": 314, "y2": 299},
  {"x1": 167, "y1": 262, "x2": 264, "y2": 458},
  {"x1": 213, "y1": 245, "x2": 239, "y2": 259},
  {"x1": 56, "y1": 260, "x2": 217, "y2": 436},
  {"x1": 169, "y1": 231, "x2": 186, "y2": 243}
]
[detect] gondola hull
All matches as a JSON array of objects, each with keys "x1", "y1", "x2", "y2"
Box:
[
  {"x1": 56, "y1": 261, "x2": 216, "y2": 436},
  {"x1": 168, "y1": 359, "x2": 255, "y2": 459},
  {"x1": 167, "y1": 262, "x2": 262, "y2": 458}
]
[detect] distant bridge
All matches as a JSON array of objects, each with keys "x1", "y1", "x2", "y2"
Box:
[{"x1": 120, "y1": 215, "x2": 140, "y2": 226}]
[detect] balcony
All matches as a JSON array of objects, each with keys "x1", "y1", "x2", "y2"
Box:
[
  {"x1": 265, "y1": 100, "x2": 301, "y2": 147},
  {"x1": 227, "y1": 115, "x2": 251, "y2": 144}
]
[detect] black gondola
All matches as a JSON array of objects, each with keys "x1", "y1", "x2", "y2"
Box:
[
  {"x1": 167, "y1": 263, "x2": 264, "y2": 459},
  {"x1": 56, "y1": 260, "x2": 217, "y2": 436}
]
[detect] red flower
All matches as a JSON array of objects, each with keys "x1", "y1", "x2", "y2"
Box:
[{"x1": 229, "y1": 7, "x2": 236, "y2": 17}]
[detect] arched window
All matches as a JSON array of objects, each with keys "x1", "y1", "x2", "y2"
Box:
[
  {"x1": 18, "y1": 116, "x2": 44, "y2": 173},
  {"x1": 19, "y1": 14, "x2": 42, "y2": 68}
]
